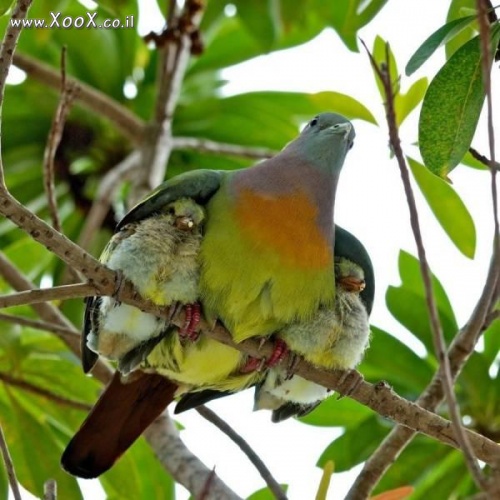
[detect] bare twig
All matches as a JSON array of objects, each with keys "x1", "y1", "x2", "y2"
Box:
[
  {"x1": 0, "y1": 372, "x2": 92, "y2": 411},
  {"x1": 136, "y1": 0, "x2": 204, "y2": 200},
  {"x1": 0, "y1": 312, "x2": 78, "y2": 339},
  {"x1": 0, "y1": 424, "x2": 22, "y2": 500},
  {"x1": 196, "y1": 406, "x2": 287, "y2": 500},
  {"x1": 144, "y1": 413, "x2": 241, "y2": 499},
  {"x1": 469, "y1": 147, "x2": 500, "y2": 171},
  {"x1": 172, "y1": 137, "x2": 276, "y2": 159},
  {"x1": 43, "y1": 479, "x2": 57, "y2": 500},
  {"x1": 0, "y1": 282, "x2": 99, "y2": 308},
  {"x1": 13, "y1": 53, "x2": 145, "y2": 143},
  {"x1": 362, "y1": 40, "x2": 487, "y2": 491},
  {"x1": 0, "y1": 0, "x2": 34, "y2": 187},
  {"x1": 42, "y1": 47, "x2": 77, "y2": 232}
]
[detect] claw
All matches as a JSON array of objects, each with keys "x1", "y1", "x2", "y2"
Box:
[
  {"x1": 240, "y1": 356, "x2": 265, "y2": 373},
  {"x1": 178, "y1": 303, "x2": 201, "y2": 341},
  {"x1": 113, "y1": 270, "x2": 125, "y2": 302}
]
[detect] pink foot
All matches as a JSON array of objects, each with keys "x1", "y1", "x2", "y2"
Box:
[
  {"x1": 178, "y1": 303, "x2": 201, "y2": 341},
  {"x1": 266, "y1": 339, "x2": 289, "y2": 368}
]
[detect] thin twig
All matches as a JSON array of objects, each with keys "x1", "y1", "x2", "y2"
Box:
[
  {"x1": 0, "y1": 372, "x2": 92, "y2": 411},
  {"x1": 172, "y1": 137, "x2": 276, "y2": 159},
  {"x1": 43, "y1": 479, "x2": 57, "y2": 500},
  {"x1": 0, "y1": 282, "x2": 99, "y2": 308},
  {"x1": 42, "y1": 47, "x2": 77, "y2": 232},
  {"x1": 196, "y1": 406, "x2": 287, "y2": 500},
  {"x1": 469, "y1": 147, "x2": 500, "y2": 170},
  {"x1": 0, "y1": 312, "x2": 78, "y2": 339},
  {"x1": 13, "y1": 53, "x2": 145, "y2": 143},
  {"x1": 0, "y1": 0, "x2": 34, "y2": 187},
  {"x1": 136, "y1": 0, "x2": 203, "y2": 201},
  {"x1": 0, "y1": 424, "x2": 22, "y2": 500}
]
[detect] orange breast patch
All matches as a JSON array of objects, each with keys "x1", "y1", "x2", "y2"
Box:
[{"x1": 235, "y1": 188, "x2": 332, "y2": 269}]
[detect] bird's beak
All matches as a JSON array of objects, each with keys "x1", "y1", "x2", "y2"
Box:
[{"x1": 328, "y1": 122, "x2": 352, "y2": 137}]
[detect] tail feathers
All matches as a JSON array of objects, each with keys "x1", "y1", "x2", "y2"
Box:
[{"x1": 61, "y1": 371, "x2": 177, "y2": 479}]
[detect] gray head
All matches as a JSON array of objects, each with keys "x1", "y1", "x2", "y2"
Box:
[{"x1": 285, "y1": 113, "x2": 355, "y2": 173}]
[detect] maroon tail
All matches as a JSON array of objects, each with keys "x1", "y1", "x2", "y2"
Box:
[{"x1": 61, "y1": 371, "x2": 177, "y2": 478}]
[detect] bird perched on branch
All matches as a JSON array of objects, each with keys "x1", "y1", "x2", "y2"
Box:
[
  {"x1": 62, "y1": 112, "x2": 355, "y2": 479},
  {"x1": 174, "y1": 226, "x2": 374, "y2": 421},
  {"x1": 253, "y1": 226, "x2": 374, "y2": 422}
]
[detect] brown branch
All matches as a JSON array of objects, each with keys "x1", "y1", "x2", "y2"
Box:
[
  {"x1": 13, "y1": 53, "x2": 145, "y2": 143},
  {"x1": 144, "y1": 413, "x2": 241, "y2": 499},
  {"x1": 43, "y1": 479, "x2": 57, "y2": 500},
  {"x1": 0, "y1": 312, "x2": 78, "y2": 340},
  {"x1": 0, "y1": 424, "x2": 21, "y2": 500},
  {"x1": 372, "y1": 40, "x2": 487, "y2": 490},
  {"x1": 346, "y1": 40, "x2": 500, "y2": 498},
  {"x1": 196, "y1": 406, "x2": 287, "y2": 500},
  {"x1": 172, "y1": 137, "x2": 276, "y2": 159},
  {"x1": 0, "y1": 372, "x2": 92, "y2": 411},
  {"x1": 135, "y1": 0, "x2": 204, "y2": 201},
  {"x1": 0, "y1": 0, "x2": 34, "y2": 187},
  {"x1": 0, "y1": 282, "x2": 99, "y2": 308},
  {"x1": 42, "y1": 47, "x2": 77, "y2": 233},
  {"x1": 469, "y1": 147, "x2": 500, "y2": 170}
]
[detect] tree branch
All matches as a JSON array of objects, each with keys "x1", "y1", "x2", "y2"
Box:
[
  {"x1": 0, "y1": 0, "x2": 34, "y2": 187},
  {"x1": 135, "y1": 0, "x2": 203, "y2": 201},
  {"x1": 43, "y1": 479, "x2": 57, "y2": 500},
  {"x1": 144, "y1": 413, "x2": 241, "y2": 499},
  {"x1": 13, "y1": 53, "x2": 145, "y2": 143},
  {"x1": 0, "y1": 312, "x2": 78, "y2": 340},
  {"x1": 361, "y1": 40, "x2": 488, "y2": 492},
  {"x1": 196, "y1": 406, "x2": 287, "y2": 500},
  {"x1": 172, "y1": 137, "x2": 276, "y2": 159},
  {"x1": 0, "y1": 372, "x2": 92, "y2": 411},
  {"x1": 0, "y1": 424, "x2": 21, "y2": 500}
]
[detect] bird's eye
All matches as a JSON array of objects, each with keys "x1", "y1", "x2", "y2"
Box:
[
  {"x1": 348, "y1": 141, "x2": 354, "y2": 150},
  {"x1": 309, "y1": 117, "x2": 318, "y2": 127}
]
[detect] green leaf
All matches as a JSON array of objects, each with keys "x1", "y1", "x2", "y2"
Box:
[
  {"x1": 483, "y1": 318, "x2": 500, "y2": 365},
  {"x1": 419, "y1": 29, "x2": 500, "y2": 176},
  {"x1": 372, "y1": 35, "x2": 399, "y2": 101},
  {"x1": 445, "y1": 0, "x2": 478, "y2": 58},
  {"x1": 300, "y1": 395, "x2": 373, "y2": 428},
  {"x1": 100, "y1": 438, "x2": 175, "y2": 499},
  {"x1": 233, "y1": 0, "x2": 278, "y2": 50},
  {"x1": 0, "y1": 0, "x2": 13, "y2": 16},
  {"x1": 1, "y1": 391, "x2": 83, "y2": 499},
  {"x1": 248, "y1": 485, "x2": 288, "y2": 500},
  {"x1": 386, "y1": 251, "x2": 458, "y2": 353},
  {"x1": 395, "y1": 77, "x2": 427, "y2": 126},
  {"x1": 460, "y1": 149, "x2": 489, "y2": 170},
  {"x1": 405, "y1": 15, "x2": 477, "y2": 75},
  {"x1": 317, "y1": 416, "x2": 389, "y2": 471},
  {"x1": 359, "y1": 326, "x2": 434, "y2": 395},
  {"x1": 407, "y1": 157, "x2": 476, "y2": 258},
  {"x1": 0, "y1": 459, "x2": 7, "y2": 500}
]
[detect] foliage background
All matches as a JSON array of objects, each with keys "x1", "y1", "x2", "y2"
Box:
[{"x1": 0, "y1": 0, "x2": 498, "y2": 499}]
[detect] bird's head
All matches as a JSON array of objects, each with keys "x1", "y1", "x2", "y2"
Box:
[{"x1": 286, "y1": 113, "x2": 355, "y2": 173}]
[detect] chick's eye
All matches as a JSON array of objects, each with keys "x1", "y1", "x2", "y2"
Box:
[
  {"x1": 309, "y1": 117, "x2": 318, "y2": 127},
  {"x1": 348, "y1": 141, "x2": 354, "y2": 150}
]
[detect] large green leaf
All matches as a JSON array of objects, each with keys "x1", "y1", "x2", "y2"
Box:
[
  {"x1": 483, "y1": 318, "x2": 500, "y2": 365},
  {"x1": 372, "y1": 37, "x2": 426, "y2": 126},
  {"x1": 247, "y1": 485, "x2": 288, "y2": 500},
  {"x1": 405, "y1": 15, "x2": 477, "y2": 75},
  {"x1": 1, "y1": 391, "x2": 83, "y2": 499},
  {"x1": 419, "y1": 28, "x2": 500, "y2": 176},
  {"x1": 445, "y1": 0, "x2": 477, "y2": 58},
  {"x1": 407, "y1": 157, "x2": 476, "y2": 258},
  {"x1": 233, "y1": 0, "x2": 278, "y2": 50},
  {"x1": 0, "y1": 0, "x2": 13, "y2": 16},
  {"x1": 317, "y1": 416, "x2": 390, "y2": 471},
  {"x1": 386, "y1": 251, "x2": 458, "y2": 353},
  {"x1": 300, "y1": 394, "x2": 373, "y2": 428},
  {"x1": 359, "y1": 326, "x2": 434, "y2": 396}
]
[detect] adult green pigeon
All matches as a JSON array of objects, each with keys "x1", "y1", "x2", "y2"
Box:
[{"x1": 62, "y1": 112, "x2": 355, "y2": 478}]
